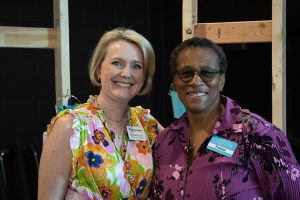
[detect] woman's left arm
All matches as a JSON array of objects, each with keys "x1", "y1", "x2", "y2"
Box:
[{"x1": 251, "y1": 121, "x2": 300, "y2": 200}]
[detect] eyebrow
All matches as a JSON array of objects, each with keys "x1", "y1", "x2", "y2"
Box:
[
  {"x1": 111, "y1": 57, "x2": 143, "y2": 64},
  {"x1": 179, "y1": 65, "x2": 215, "y2": 70},
  {"x1": 178, "y1": 65, "x2": 194, "y2": 70}
]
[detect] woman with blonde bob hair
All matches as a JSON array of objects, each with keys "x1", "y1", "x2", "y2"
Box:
[
  {"x1": 89, "y1": 27, "x2": 155, "y2": 95},
  {"x1": 38, "y1": 27, "x2": 163, "y2": 200}
]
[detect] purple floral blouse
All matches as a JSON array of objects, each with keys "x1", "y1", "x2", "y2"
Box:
[{"x1": 152, "y1": 95, "x2": 300, "y2": 200}]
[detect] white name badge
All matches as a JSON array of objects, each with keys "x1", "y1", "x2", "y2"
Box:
[{"x1": 126, "y1": 126, "x2": 146, "y2": 141}]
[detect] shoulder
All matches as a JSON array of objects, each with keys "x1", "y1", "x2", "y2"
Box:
[
  {"x1": 246, "y1": 111, "x2": 282, "y2": 136},
  {"x1": 45, "y1": 113, "x2": 74, "y2": 137},
  {"x1": 72, "y1": 102, "x2": 98, "y2": 116},
  {"x1": 45, "y1": 103, "x2": 96, "y2": 135},
  {"x1": 131, "y1": 105, "x2": 151, "y2": 116},
  {"x1": 237, "y1": 111, "x2": 290, "y2": 159},
  {"x1": 156, "y1": 117, "x2": 186, "y2": 144},
  {"x1": 155, "y1": 126, "x2": 171, "y2": 143},
  {"x1": 131, "y1": 106, "x2": 158, "y2": 125},
  {"x1": 131, "y1": 106, "x2": 161, "y2": 144},
  {"x1": 55, "y1": 113, "x2": 74, "y2": 126},
  {"x1": 222, "y1": 95, "x2": 281, "y2": 135},
  {"x1": 43, "y1": 113, "x2": 74, "y2": 149},
  {"x1": 223, "y1": 98, "x2": 282, "y2": 138}
]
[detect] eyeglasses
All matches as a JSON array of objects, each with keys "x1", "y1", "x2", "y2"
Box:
[{"x1": 176, "y1": 68, "x2": 223, "y2": 83}]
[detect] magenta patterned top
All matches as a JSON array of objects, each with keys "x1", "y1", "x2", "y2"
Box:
[{"x1": 152, "y1": 95, "x2": 300, "y2": 200}]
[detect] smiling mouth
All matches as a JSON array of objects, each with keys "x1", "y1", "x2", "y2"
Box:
[
  {"x1": 114, "y1": 81, "x2": 132, "y2": 87},
  {"x1": 187, "y1": 92, "x2": 207, "y2": 97}
]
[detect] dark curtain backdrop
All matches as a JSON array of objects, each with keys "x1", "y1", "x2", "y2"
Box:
[{"x1": 0, "y1": 0, "x2": 299, "y2": 199}]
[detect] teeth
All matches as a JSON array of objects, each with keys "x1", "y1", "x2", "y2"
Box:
[
  {"x1": 115, "y1": 82, "x2": 131, "y2": 87},
  {"x1": 188, "y1": 92, "x2": 206, "y2": 97}
]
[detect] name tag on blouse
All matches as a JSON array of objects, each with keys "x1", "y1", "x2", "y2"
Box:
[
  {"x1": 126, "y1": 126, "x2": 146, "y2": 141},
  {"x1": 207, "y1": 135, "x2": 238, "y2": 157}
]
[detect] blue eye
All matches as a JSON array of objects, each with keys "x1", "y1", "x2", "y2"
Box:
[
  {"x1": 112, "y1": 61, "x2": 121, "y2": 67},
  {"x1": 132, "y1": 64, "x2": 142, "y2": 69}
]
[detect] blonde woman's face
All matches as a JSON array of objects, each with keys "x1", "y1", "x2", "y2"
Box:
[{"x1": 98, "y1": 40, "x2": 145, "y2": 103}]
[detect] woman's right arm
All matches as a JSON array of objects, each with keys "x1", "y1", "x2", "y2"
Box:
[{"x1": 38, "y1": 114, "x2": 74, "y2": 200}]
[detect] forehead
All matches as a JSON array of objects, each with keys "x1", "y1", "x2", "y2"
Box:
[
  {"x1": 177, "y1": 47, "x2": 218, "y2": 64},
  {"x1": 105, "y1": 39, "x2": 142, "y2": 58}
]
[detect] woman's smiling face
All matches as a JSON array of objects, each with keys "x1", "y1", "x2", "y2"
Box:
[
  {"x1": 173, "y1": 47, "x2": 225, "y2": 114},
  {"x1": 98, "y1": 39, "x2": 145, "y2": 103}
]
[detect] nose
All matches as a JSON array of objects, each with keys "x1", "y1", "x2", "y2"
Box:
[
  {"x1": 120, "y1": 65, "x2": 131, "y2": 79},
  {"x1": 189, "y1": 72, "x2": 204, "y2": 85}
]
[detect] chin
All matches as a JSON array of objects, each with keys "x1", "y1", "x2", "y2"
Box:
[
  {"x1": 119, "y1": 95, "x2": 133, "y2": 101},
  {"x1": 186, "y1": 104, "x2": 208, "y2": 113}
]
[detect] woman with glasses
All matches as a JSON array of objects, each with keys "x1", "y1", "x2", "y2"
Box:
[{"x1": 151, "y1": 37, "x2": 300, "y2": 199}]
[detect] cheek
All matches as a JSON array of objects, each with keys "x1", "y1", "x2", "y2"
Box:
[
  {"x1": 173, "y1": 77, "x2": 184, "y2": 91},
  {"x1": 210, "y1": 81, "x2": 223, "y2": 94},
  {"x1": 173, "y1": 80, "x2": 187, "y2": 100},
  {"x1": 101, "y1": 67, "x2": 116, "y2": 77},
  {"x1": 134, "y1": 70, "x2": 145, "y2": 83}
]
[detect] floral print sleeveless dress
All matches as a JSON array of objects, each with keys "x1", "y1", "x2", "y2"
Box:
[{"x1": 46, "y1": 102, "x2": 159, "y2": 199}]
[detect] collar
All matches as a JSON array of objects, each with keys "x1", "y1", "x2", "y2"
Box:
[{"x1": 167, "y1": 95, "x2": 248, "y2": 150}]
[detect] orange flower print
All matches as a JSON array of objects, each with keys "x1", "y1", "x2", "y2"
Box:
[
  {"x1": 87, "y1": 105, "x2": 98, "y2": 115},
  {"x1": 145, "y1": 119, "x2": 158, "y2": 144},
  {"x1": 123, "y1": 164, "x2": 127, "y2": 179},
  {"x1": 140, "y1": 118, "x2": 147, "y2": 127},
  {"x1": 136, "y1": 141, "x2": 150, "y2": 155}
]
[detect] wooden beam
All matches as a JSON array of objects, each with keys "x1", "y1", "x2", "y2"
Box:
[
  {"x1": 54, "y1": 0, "x2": 71, "y2": 105},
  {"x1": 0, "y1": 26, "x2": 56, "y2": 48},
  {"x1": 182, "y1": 0, "x2": 197, "y2": 40},
  {"x1": 194, "y1": 20, "x2": 272, "y2": 44},
  {"x1": 272, "y1": 0, "x2": 286, "y2": 133}
]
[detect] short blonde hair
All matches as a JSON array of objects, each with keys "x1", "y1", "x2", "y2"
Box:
[{"x1": 89, "y1": 27, "x2": 155, "y2": 95}]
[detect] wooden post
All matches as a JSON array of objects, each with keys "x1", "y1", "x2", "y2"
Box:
[
  {"x1": 272, "y1": 0, "x2": 286, "y2": 133},
  {"x1": 53, "y1": 0, "x2": 71, "y2": 105},
  {"x1": 182, "y1": 0, "x2": 197, "y2": 41}
]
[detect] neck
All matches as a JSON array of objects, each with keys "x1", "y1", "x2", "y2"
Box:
[
  {"x1": 96, "y1": 93, "x2": 129, "y2": 122},
  {"x1": 187, "y1": 103, "x2": 223, "y2": 160},
  {"x1": 188, "y1": 103, "x2": 222, "y2": 136}
]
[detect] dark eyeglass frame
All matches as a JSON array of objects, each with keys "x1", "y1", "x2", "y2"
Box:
[{"x1": 175, "y1": 68, "x2": 223, "y2": 83}]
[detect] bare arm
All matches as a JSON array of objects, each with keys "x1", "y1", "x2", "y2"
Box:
[{"x1": 38, "y1": 114, "x2": 74, "y2": 200}]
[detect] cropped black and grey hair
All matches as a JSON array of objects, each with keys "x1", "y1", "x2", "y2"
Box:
[{"x1": 170, "y1": 37, "x2": 228, "y2": 76}]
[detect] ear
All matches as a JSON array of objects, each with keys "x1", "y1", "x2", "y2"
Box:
[
  {"x1": 219, "y1": 74, "x2": 226, "y2": 92},
  {"x1": 97, "y1": 67, "x2": 101, "y2": 81},
  {"x1": 172, "y1": 79, "x2": 177, "y2": 92}
]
